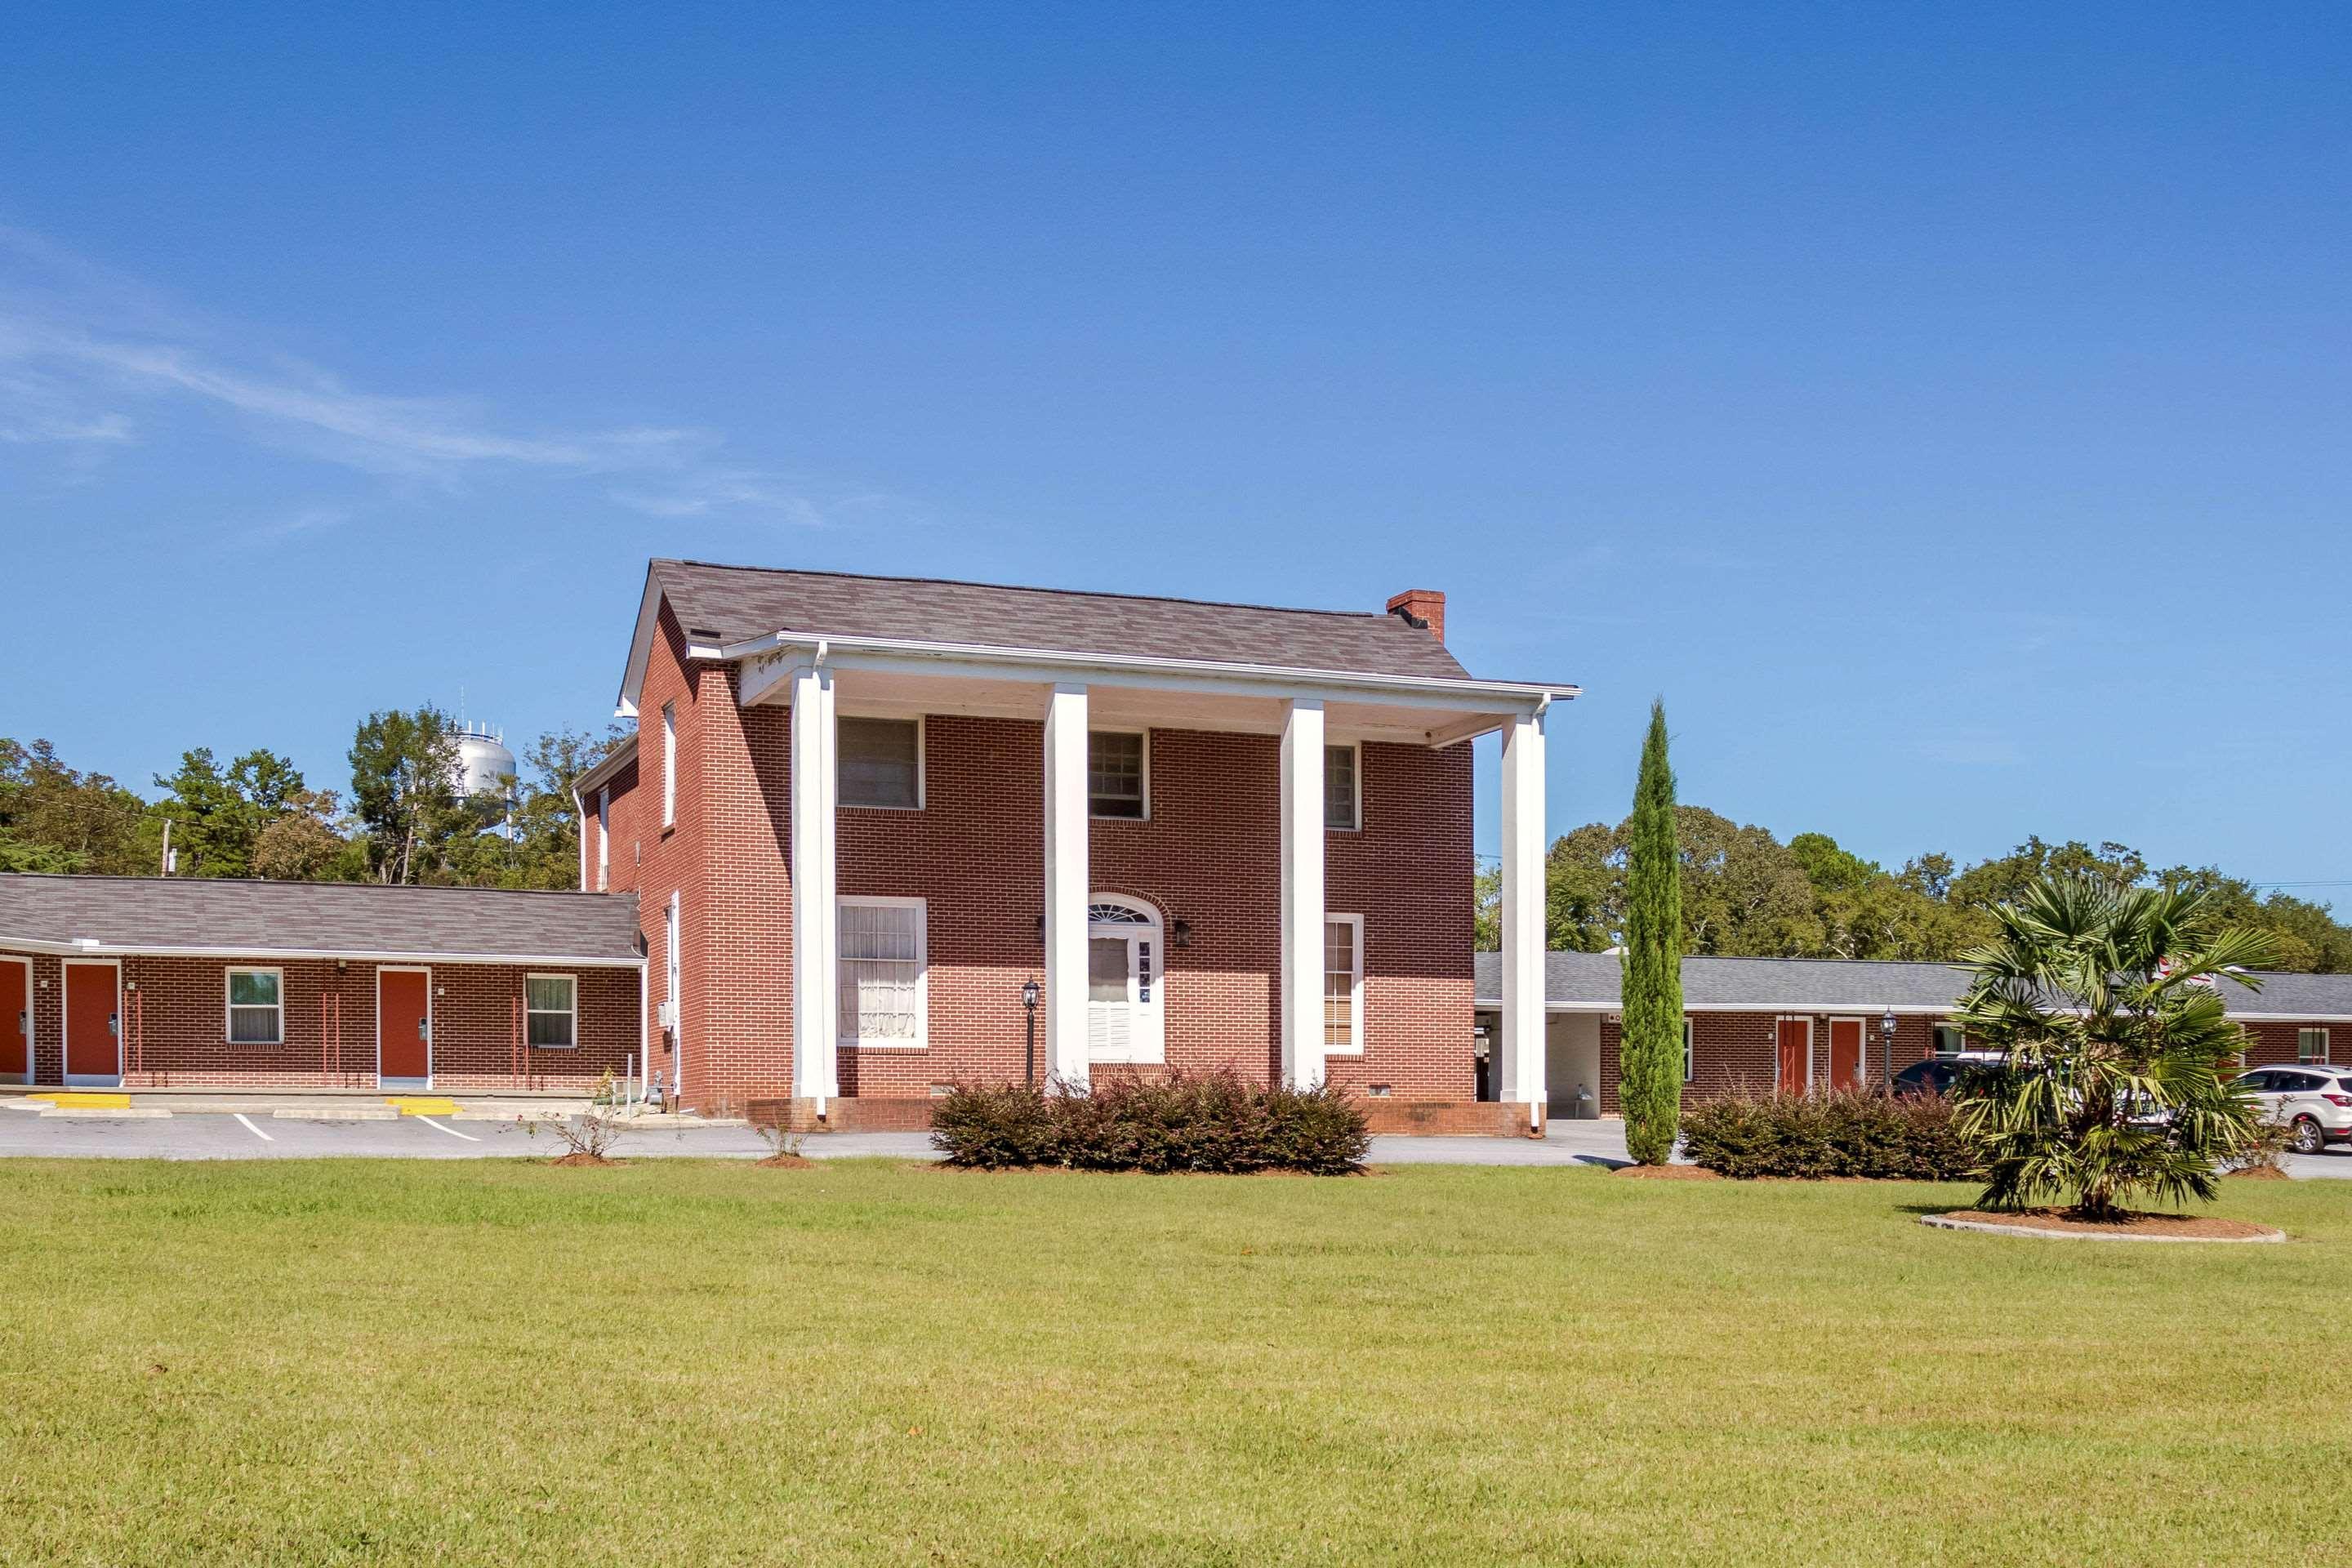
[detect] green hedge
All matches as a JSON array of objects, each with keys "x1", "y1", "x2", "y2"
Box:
[
  {"x1": 931, "y1": 1071, "x2": 1371, "y2": 1175},
  {"x1": 1678, "y1": 1086, "x2": 1981, "y2": 1180}
]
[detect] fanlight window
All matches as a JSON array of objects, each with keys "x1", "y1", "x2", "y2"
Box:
[{"x1": 1087, "y1": 902, "x2": 1152, "y2": 924}]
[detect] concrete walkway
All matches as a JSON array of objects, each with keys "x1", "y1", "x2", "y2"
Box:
[{"x1": 3, "y1": 1103, "x2": 2348, "y2": 1176}]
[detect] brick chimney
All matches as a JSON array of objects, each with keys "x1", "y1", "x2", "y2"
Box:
[{"x1": 1385, "y1": 588, "x2": 1446, "y2": 642}]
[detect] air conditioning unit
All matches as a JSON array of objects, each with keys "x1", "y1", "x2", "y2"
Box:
[{"x1": 657, "y1": 1000, "x2": 676, "y2": 1031}]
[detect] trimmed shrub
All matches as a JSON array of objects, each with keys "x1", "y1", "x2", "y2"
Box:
[
  {"x1": 1679, "y1": 1086, "x2": 1980, "y2": 1181},
  {"x1": 930, "y1": 1070, "x2": 1371, "y2": 1175}
]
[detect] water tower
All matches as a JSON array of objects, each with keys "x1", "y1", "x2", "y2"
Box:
[{"x1": 451, "y1": 723, "x2": 518, "y2": 837}]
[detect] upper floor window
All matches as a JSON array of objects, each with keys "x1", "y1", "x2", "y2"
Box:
[
  {"x1": 660, "y1": 702, "x2": 677, "y2": 830},
  {"x1": 840, "y1": 717, "x2": 922, "y2": 810},
  {"x1": 1089, "y1": 730, "x2": 1147, "y2": 819},
  {"x1": 526, "y1": 974, "x2": 577, "y2": 1049},
  {"x1": 2300, "y1": 1027, "x2": 2331, "y2": 1063},
  {"x1": 226, "y1": 968, "x2": 283, "y2": 1045},
  {"x1": 1325, "y1": 743, "x2": 1360, "y2": 831}
]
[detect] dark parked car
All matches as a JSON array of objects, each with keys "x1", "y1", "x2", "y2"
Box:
[{"x1": 1892, "y1": 1055, "x2": 2002, "y2": 1097}]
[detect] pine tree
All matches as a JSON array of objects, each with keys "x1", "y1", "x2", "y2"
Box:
[{"x1": 1620, "y1": 700, "x2": 1684, "y2": 1165}]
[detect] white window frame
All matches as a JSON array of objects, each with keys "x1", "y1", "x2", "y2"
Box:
[
  {"x1": 1324, "y1": 741, "x2": 1361, "y2": 832},
  {"x1": 836, "y1": 895, "x2": 929, "y2": 1050},
  {"x1": 1932, "y1": 1021, "x2": 1966, "y2": 1057},
  {"x1": 1682, "y1": 1017, "x2": 1695, "y2": 1083},
  {"x1": 225, "y1": 965, "x2": 285, "y2": 1046},
  {"x1": 525, "y1": 973, "x2": 579, "y2": 1050},
  {"x1": 837, "y1": 714, "x2": 926, "y2": 812},
  {"x1": 1087, "y1": 728, "x2": 1150, "y2": 821},
  {"x1": 1323, "y1": 912, "x2": 1365, "y2": 1055},
  {"x1": 2300, "y1": 1027, "x2": 2330, "y2": 1064},
  {"x1": 660, "y1": 702, "x2": 677, "y2": 830},
  {"x1": 596, "y1": 786, "x2": 610, "y2": 891}
]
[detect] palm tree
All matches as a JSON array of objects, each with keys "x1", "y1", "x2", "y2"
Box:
[{"x1": 1952, "y1": 875, "x2": 2276, "y2": 1220}]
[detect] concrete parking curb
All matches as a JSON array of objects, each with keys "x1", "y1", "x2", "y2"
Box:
[
  {"x1": 272, "y1": 1107, "x2": 401, "y2": 1121},
  {"x1": 39, "y1": 1107, "x2": 173, "y2": 1119},
  {"x1": 1918, "y1": 1214, "x2": 2286, "y2": 1244}
]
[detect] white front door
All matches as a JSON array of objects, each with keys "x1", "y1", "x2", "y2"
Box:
[{"x1": 1085, "y1": 898, "x2": 1165, "y2": 1064}]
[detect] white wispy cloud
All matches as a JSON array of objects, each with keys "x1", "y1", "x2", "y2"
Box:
[{"x1": 0, "y1": 225, "x2": 831, "y2": 522}]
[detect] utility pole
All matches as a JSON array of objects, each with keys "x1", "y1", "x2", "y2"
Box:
[{"x1": 159, "y1": 817, "x2": 175, "y2": 877}]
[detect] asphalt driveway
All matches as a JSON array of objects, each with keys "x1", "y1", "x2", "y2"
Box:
[{"x1": 2, "y1": 1109, "x2": 2345, "y2": 1175}]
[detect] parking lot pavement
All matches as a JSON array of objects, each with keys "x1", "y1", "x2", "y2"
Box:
[{"x1": 4, "y1": 1107, "x2": 2347, "y2": 1174}]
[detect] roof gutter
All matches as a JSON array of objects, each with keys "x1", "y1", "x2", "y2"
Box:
[
  {"x1": 724, "y1": 629, "x2": 1582, "y2": 707},
  {"x1": 0, "y1": 933, "x2": 645, "y2": 967}
]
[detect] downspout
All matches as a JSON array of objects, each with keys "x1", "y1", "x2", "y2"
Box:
[
  {"x1": 1530, "y1": 691, "x2": 1552, "y2": 1136},
  {"x1": 813, "y1": 637, "x2": 830, "y2": 1126}
]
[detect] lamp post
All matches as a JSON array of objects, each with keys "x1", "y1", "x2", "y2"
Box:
[
  {"x1": 1880, "y1": 1007, "x2": 1898, "y2": 1094},
  {"x1": 1022, "y1": 978, "x2": 1040, "y2": 1089}
]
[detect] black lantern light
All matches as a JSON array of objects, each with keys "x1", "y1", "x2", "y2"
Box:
[
  {"x1": 1022, "y1": 978, "x2": 1041, "y2": 1088},
  {"x1": 1880, "y1": 1007, "x2": 1898, "y2": 1093}
]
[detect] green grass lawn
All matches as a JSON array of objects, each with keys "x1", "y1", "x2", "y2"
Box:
[{"x1": 2, "y1": 1159, "x2": 2345, "y2": 1566}]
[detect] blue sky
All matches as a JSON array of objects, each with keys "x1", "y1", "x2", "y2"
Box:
[{"x1": 3, "y1": 2, "x2": 2347, "y2": 889}]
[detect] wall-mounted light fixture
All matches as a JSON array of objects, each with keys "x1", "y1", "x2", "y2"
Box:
[{"x1": 1171, "y1": 918, "x2": 1192, "y2": 949}]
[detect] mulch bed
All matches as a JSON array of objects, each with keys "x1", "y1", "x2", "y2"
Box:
[
  {"x1": 755, "y1": 1154, "x2": 816, "y2": 1169},
  {"x1": 550, "y1": 1152, "x2": 626, "y2": 1168},
  {"x1": 1615, "y1": 1164, "x2": 1720, "y2": 1181},
  {"x1": 2225, "y1": 1166, "x2": 2290, "y2": 1181},
  {"x1": 1931, "y1": 1208, "x2": 2283, "y2": 1242}
]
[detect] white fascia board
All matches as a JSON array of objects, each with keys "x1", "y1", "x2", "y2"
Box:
[
  {"x1": 1472, "y1": 999, "x2": 1964, "y2": 1014},
  {"x1": 0, "y1": 933, "x2": 644, "y2": 967},
  {"x1": 727, "y1": 630, "x2": 1580, "y2": 715},
  {"x1": 570, "y1": 733, "x2": 639, "y2": 801},
  {"x1": 612, "y1": 569, "x2": 730, "y2": 712}
]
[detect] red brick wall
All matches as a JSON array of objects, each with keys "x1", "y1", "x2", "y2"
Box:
[
  {"x1": 1596, "y1": 1010, "x2": 1943, "y2": 1115},
  {"x1": 639, "y1": 607, "x2": 1478, "y2": 1111},
  {"x1": 589, "y1": 755, "x2": 641, "y2": 896},
  {"x1": 2239, "y1": 1019, "x2": 2344, "y2": 1068},
  {"x1": 1, "y1": 948, "x2": 639, "y2": 1090}
]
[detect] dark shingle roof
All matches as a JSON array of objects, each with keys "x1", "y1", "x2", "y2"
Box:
[
  {"x1": 1472, "y1": 951, "x2": 2352, "y2": 1019},
  {"x1": 0, "y1": 875, "x2": 642, "y2": 964},
  {"x1": 650, "y1": 559, "x2": 1475, "y2": 681}
]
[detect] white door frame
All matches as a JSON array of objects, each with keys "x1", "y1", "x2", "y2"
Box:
[
  {"x1": 1775, "y1": 1014, "x2": 1813, "y2": 1089},
  {"x1": 1085, "y1": 894, "x2": 1166, "y2": 1065},
  {"x1": 376, "y1": 964, "x2": 434, "y2": 1089},
  {"x1": 2, "y1": 955, "x2": 32, "y2": 1085},
  {"x1": 1829, "y1": 1014, "x2": 1866, "y2": 1089},
  {"x1": 62, "y1": 956, "x2": 122, "y2": 1088}
]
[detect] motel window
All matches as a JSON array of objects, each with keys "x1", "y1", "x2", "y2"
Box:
[
  {"x1": 2300, "y1": 1027, "x2": 2331, "y2": 1064},
  {"x1": 661, "y1": 703, "x2": 677, "y2": 830},
  {"x1": 1325, "y1": 743, "x2": 1360, "y2": 831},
  {"x1": 1089, "y1": 731, "x2": 1147, "y2": 818},
  {"x1": 526, "y1": 975, "x2": 578, "y2": 1049},
  {"x1": 596, "y1": 786, "x2": 610, "y2": 891},
  {"x1": 226, "y1": 968, "x2": 283, "y2": 1045},
  {"x1": 839, "y1": 898, "x2": 927, "y2": 1048},
  {"x1": 1324, "y1": 915, "x2": 1364, "y2": 1054},
  {"x1": 839, "y1": 718, "x2": 922, "y2": 809},
  {"x1": 1683, "y1": 1018, "x2": 1695, "y2": 1083},
  {"x1": 1932, "y1": 1022, "x2": 1967, "y2": 1057}
]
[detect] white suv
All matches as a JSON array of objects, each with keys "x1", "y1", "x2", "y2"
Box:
[{"x1": 2236, "y1": 1066, "x2": 2352, "y2": 1156}]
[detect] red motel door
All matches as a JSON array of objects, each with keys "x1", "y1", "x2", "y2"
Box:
[
  {"x1": 1775, "y1": 1018, "x2": 1809, "y2": 1088},
  {"x1": 379, "y1": 970, "x2": 430, "y2": 1081},
  {"x1": 2, "y1": 962, "x2": 27, "y2": 1080},
  {"x1": 65, "y1": 962, "x2": 118, "y2": 1079},
  {"x1": 1827, "y1": 1018, "x2": 1863, "y2": 1089}
]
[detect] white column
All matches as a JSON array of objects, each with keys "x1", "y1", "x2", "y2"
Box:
[
  {"x1": 1279, "y1": 697, "x2": 1327, "y2": 1089},
  {"x1": 790, "y1": 662, "x2": 839, "y2": 1105},
  {"x1": 1042, "y1": 683, "x2": 1090, "y2": 1090},
  {"x1": 1499, "y1": 705, "x2": 1548, "y2": 1123}
]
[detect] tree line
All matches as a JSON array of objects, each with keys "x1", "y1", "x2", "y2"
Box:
[
  {"x1": 0, "y1": 710, "x2": 625, "y2": 891},
  {"x1": 1477, "y1": 804, "x2": 2352, "y2": 973}
]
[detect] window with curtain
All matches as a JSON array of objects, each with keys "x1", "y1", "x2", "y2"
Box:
[
  {"x1": 1932, "y1": 1022, "x2": 1966, "y2": 1056},
  {"x1": 839, "y1": 718, "x2": 921, "y2": 808},
  {"x1": 2301, "y1": 1027, "x2": 2331, "y2": 1063},
  {"x1": 1088, "y1": 731, "x2": 1147, "y2": 817},
  {"x1": 839, "y1": 898, "x2": 927, "y2": 1046},
  {"x1": 227, "y1": 969, "x2": 282, "y2": 1045},
  {"x1": 1324, "y1": 744, "x2": 1359, "y2": 830},
  {"x1": 526, "y1": 975, "x2": 577, "y2": 1048},
  {"x1": 1323, "y1": 915, "x2": 1362, "y2": 1051}
]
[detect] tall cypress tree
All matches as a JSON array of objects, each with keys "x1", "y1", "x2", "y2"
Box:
[{"x1": 1620, "y1": 699, "x2": 1685, "y2": 1165}]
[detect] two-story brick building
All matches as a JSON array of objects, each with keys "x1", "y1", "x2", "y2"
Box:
[{"x1": 572, "y1": 559, "x2": 1577, "y2": 1130}]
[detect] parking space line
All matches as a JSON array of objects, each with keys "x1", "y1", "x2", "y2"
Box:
[
  {"x1": 233, "y1": 1113, "x2": 274, "y2": 1142},
  {"x1": 416, "y1": 1116, "x2": 480, "y2": 1142}
]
